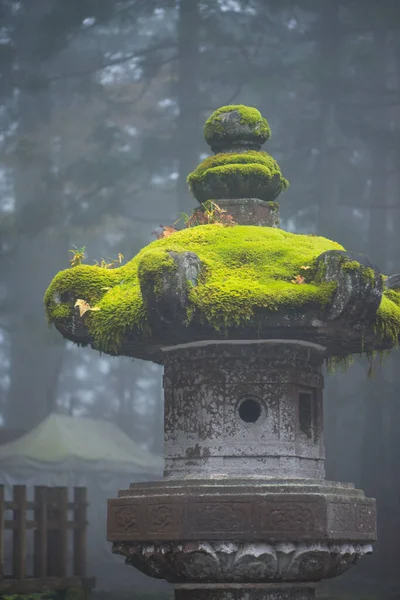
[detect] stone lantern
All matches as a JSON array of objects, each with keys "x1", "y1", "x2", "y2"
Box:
[{"x1": 44, "y1": 105, "x2": 400, "y2": 600}]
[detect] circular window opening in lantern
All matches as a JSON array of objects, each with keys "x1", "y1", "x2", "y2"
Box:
[{"x1": 238, "y1": 397, "x2": 262, "y2": 424}]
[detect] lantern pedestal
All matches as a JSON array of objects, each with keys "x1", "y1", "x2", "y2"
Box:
[
  {"x1": 174, "y1": 583, "x2": 316, "y2": 600},
  {"x1": 108, "y1": 343, "x2": 375, "y2": 598}
]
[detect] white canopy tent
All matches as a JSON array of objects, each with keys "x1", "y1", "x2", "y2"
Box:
[{"x1": 0, "y1": 414, "x2": 164, "y2": 590}]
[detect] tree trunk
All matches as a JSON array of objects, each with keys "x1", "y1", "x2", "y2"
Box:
[
  {"x1": 5, "y1": 1, "x2": 67, "y2": 430},
  {"x1": 177, "y1": 0, "x2": 201, "y2": 214},
  {"x1": 359, "y1": 28, "x2": 390, "y2": 579},
  {"x1": 384, "y1": 28, "x2": 400, "y2": 582},
  {"x1": 315, "y1": 0, "x2": 341, "y2": 240}
]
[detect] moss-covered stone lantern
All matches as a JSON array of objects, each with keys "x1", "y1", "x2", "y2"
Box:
[{"x1": 45, "y1": 105, "x2": 400, "y2": 600}]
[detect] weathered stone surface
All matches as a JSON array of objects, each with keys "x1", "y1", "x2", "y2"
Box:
[
  {"x1": 107, "y1": 479, "x2": 376, "y2": 544},
  {"x1": 46, "y1": 103, "x2": 380, "y2": 599},
  {"x1": 162, "y1": 343, "x2": 325, "y2": 480},
  {"x1": 204, "y1": 107, "x2": 270, "y2": 153},
  {"x1": 106, "y1": 337, "x2": 377, "y2": 594},
  {"x1": 315, "y1": 250, "x2": 383, "y2": 322},
  {"x1": 107, "y1": 338, "x2": 376, "y2": 596},
  {"x1": 323, "y1": 250, "x2": 381, "y2": 274},
  {"x1": 215, "y1": 199, "x2": 279, "y2": 227},
  {"x1": 385, "y1": 273, "x2": 400, "y2": 290},
  {"x1": 141, "y1": 251, "x2": 202, "y2": 326},
  {"x1": 112, "y1": 539, "x2": 371, "y2": 583},
  {"x1": 56, "y1": 301, "x2": 399, "y2": 365}
]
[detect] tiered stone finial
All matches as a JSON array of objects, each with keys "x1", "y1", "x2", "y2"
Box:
[{"x1": 187, "y1": 105, "x2": 289, "y2": 227}]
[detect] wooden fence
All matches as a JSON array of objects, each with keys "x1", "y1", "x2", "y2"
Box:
[{"x1": 0, "y1": 485, "x2": 94, "y2": 594}]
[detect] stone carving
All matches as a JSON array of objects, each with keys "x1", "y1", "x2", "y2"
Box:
[
  {"x1": 262, "y1": 503, "x2": 316, "y2": 533},
  {"x1": 107, "y1": 483, "x2": 376, "y2": 543},
  {"x1": 113, "y1": 540, "x2": 372, "y2": 584},
  {"x1": 149, "y1": 505, "x2": 174, "y2": 532},
  {"x1": 193, "y1": 503, "x2": 247, "y2": 534},
  {"x1": 114, "y1": 507, "x2": 139, "y2": 533}
]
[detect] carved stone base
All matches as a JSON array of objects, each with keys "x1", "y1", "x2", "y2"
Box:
[
  {"x1": 108, "y1": 479, "x2": 376, "y2": 544},
  {"x1": 174, "y1": 583, "x2": 315, "y2": 600},
  {"x1": 113, "y1": 540, "x2": 371, "y2": 584}
]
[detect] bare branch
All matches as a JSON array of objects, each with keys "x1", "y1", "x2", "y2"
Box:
[
  {"x1": 48, "y1": 41, "x2": 175, "y2": 82},
  {"x1": 5, "y1": 41, "x2": 176, "y2": 89},
  {"x1": 47, "y1": 1, "x2": 144, "y2": 59}
]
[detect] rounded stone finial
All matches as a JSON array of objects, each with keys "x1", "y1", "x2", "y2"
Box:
[
  {"x1": 204, "y1": 104, "x2": 271, "y2": 153},
  {"x1": 187, "y1": 104, "x2": 288, "y2": 209}
]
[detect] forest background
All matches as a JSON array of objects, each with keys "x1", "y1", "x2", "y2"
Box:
[{"x1": 0, "y1": 1, "x2": 399, "y2": 595}]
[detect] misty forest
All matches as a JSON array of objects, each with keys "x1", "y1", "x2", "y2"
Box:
[{"x1": 0, "y1": 1, "x2": 400, "y2": 599}]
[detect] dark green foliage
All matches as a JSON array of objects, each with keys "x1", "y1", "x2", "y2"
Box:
[{"x1": 1, "y1": 587, "x2": 88, "y2": 600}]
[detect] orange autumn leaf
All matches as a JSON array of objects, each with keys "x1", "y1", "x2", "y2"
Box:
[
  {"x1": 154, "y1": 225, "x2": 178, "y2": 239},
  {"x1": 291, "y1": 274, "x2": 305, "y2": 285}
]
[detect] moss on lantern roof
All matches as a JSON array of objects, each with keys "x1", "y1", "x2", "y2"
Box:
[
  {"x1": 187, "y1": 151, "x2": 289, "y2": 203},
  {"x1": 377, "y1": 289, "x2": 400, "y2": 340},
  {"x1": 44, "y1": 224, "x2": 400, "y2": 355}
]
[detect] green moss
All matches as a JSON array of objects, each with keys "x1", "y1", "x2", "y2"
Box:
[
  {"x1": 326, "y1": 350, "x2": 394, "y2": 376},
  {"x1": 49, "y1": 303, "x2": 72, "y2": 323},
  {"x1": 137, "y1": 249, "x2": 177, "y2": 296},
  {"x1": 188, "y1": 151, "x2": 286, "y2": 186},
  {"x1": 376, "y1": 291, "x2": 400, "y2": 341},
  {"x1": 187, "y1": 151, "x2": 289, "y2": 203},
  {"x1": 45, "y1": 225, "x2": 400, "y2": 355},
  {"x1": 1, "y1": 590, "x2": 86, "y2": 600},
  {"x1": 44, "y1": 259, "x2": 143, "y2": 354},
  {"x1": 45, "y1": 225, "x2": 343, "y2": 353},
  {"x1": 1, "y1": 595, "x2": 55, "y2": 600},
  {"x1": 384, "y1": 288, "x2": 400, "y2": 307},
  {"x1": 64, "y1": 588, "x2": 88, "y2": 600},
  {"x1": 204, "y1": 105, "x2": 271, "y2": 147},
  {"x1": 341, "y1": 260, "x2": 375, "y2": 285},
  {"x1": 326, "y1": 355, "x2": 355, "y2": 374}
]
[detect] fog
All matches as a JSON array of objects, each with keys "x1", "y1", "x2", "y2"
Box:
[{"x1": 0, "y1": 1, "x2": 399, "y2": 599}]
